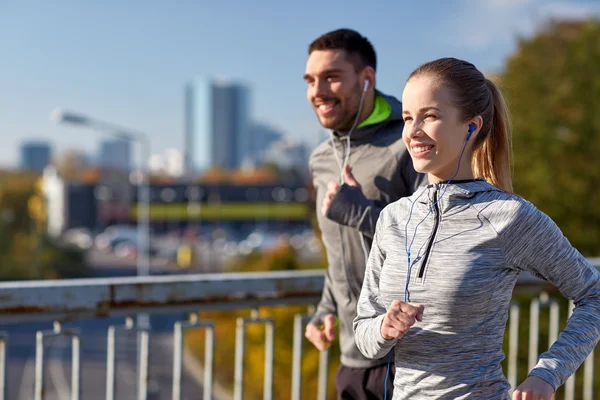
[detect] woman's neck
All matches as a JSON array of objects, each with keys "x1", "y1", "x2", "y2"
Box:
[{"x1": 427, "y1": 165, "x2": 475, "y2": 184}]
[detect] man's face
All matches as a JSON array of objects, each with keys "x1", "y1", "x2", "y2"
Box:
[{"x1": 304, "y1": 49, "x2": 363, "y2": 131}]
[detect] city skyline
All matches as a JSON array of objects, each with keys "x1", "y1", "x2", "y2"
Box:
[
  {"x1": 14, "y1": 75, "x2": 303, "y2": 175},
  {"x1": 1, "y1": 1, "x2": 599, "y2": 168}
]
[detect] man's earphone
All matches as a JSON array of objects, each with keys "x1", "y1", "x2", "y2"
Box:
[
  {"x1": 467, "y1": 123, "x2": 475, "y2": 141},
  {"x1": 363, "y1": 79, "x2": 369, "y2": 92}
]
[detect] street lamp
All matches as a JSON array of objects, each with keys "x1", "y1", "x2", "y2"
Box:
[
  {"x1": 50, "y1": 108, "x2": 151, "y2": 279},
  {"x1": 51, "y1": 108, "x2": 153, "y2": 396}
]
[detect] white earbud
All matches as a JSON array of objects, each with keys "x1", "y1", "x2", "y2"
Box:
[{"x1": 363, "y1": 79, "x2": 369, "y2": 92}]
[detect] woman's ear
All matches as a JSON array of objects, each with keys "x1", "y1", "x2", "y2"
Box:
[{"x1": 466, "y1": 116, "x2": 484, "y2": 141}]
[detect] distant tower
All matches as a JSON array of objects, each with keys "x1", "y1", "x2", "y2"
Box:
[
  {"x1": 184, "y1": 78, "x2": 251, "y2": 172},
  {"x1": 20, "y1": 141, "x2": 52, "y2": 172},
  {"x1": 99, "y1": 138, "x2": 131, "y2": 170}
]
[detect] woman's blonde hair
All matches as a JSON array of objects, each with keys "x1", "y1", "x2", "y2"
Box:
[{"x1": 408, "y1": 58, "x2": 513, "y2": 192}]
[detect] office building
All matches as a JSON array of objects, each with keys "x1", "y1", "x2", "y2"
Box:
[
  {"x1": 185, "y1": 78, "x2": 250, "y2": 172},
  {"x1": 20, "y1": 141, "x2": 52, "y2": 172},
  {"x1": 99, "y1": 138, "x2": 131, "y2": 170},
  {"x1": 249, "y1": 122, "x2": 284, "y2": 164},
  {"x1": 264, "y1": 138, "x2": 310, "y2": 173}
]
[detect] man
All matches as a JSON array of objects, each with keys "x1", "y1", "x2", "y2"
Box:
[{"x1": 303, "y1": 28, "x2": 426, "y2": 399}]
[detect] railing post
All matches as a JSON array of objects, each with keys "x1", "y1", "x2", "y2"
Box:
[
  {"x1": 233, "y1": 309, "x2": 275, "y2": 400},
  {"x1": 0, "y1": 332, "x2": 7, "y2": 400},
  {"x1": 172, "y1": 313, "x2": 214, "y2": 400},
  {"x1": 291, "y1": 314, "x2": 310, "y2": 400},
  {"x1": 534, "y1": 293, "x2": 561, "y2": 400},
  {"x1": 264, "y1": 318, "x2": 274, "y2": 400},
  {"x1": 70, "y1": 330, "x2": 81, "y2": 400},
  {"x1": 317, "y1": 347, "x2": 330, "y2": 400},
  {"x1": 34, "y1": 331, "x2": 44, "y2": 400},
  {"x1": 138, "y1": 329, "x2": 149, "y2": 400},
  {"x1": 105, "y1": 316, "x2": 149, "y2": 400},
  {"x1": 582, "y1": 348, "x2": 595, "y2": 400},
  {"x1": 291, "y1": 308, "x2": 331, "y2": 400},
  {"x1": 564, "y1": 300, "x2": 576, "y2": 400},
  {"x1": 528, "y1": 298, "x2": 540, "y2": 372},
  {"x1": 34, "y1": 321, "x2": 81, "y2": 400},
  {"x1": 508, "y1": 302, "x2": 520, "y2": 393},
  {"x1": 106, "y1": 325, "x2": 116, "y2": 400},
  {"x1": 233, "y1": 316, "x2": 245, "y2": 400},
  {"x1": 548, "y1": 298, "x2": 560, "y2": 347}
]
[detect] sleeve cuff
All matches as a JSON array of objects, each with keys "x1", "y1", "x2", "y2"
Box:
[
  {"x1": 528, "y1": 368, "x2": 559, "y2": 392},
  {"x1": 372, "y1": 314, "x2": 397, "y2": 350},
  {"x1": 309, "y1": 311, "x2": 336, "y2": 327},
  {"x1": 326, "y1": 184, "x2": 371, "y2": 228}
]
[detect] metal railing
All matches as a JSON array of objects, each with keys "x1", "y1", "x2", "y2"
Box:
[{"x1": 0, "y1": 260, "x2": 598, "y2": 400}]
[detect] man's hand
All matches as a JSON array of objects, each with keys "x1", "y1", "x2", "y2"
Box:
[
  {"x1": 380, "y1": 300, "x2": 424, "y2": 340},
  {"x1": 512, "y1": 376, "x2": 554, "y2": 400},
  {"x1": 305, "y1": 314, "x2": 337, "y2": 351},
  {"x1": 321, "y1": 165, "x2": 361, "y2": 216}
]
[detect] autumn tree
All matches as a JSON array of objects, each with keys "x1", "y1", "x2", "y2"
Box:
[
  {"x1": 52, "y1": 149, "x2": 90, "y2": 182},
  {"x1": 500, "y1": 18, "x2": 600, "y2": 256},
  {"x1": 496, "y1": 18, "x2": 600, "y2": 395},
  {"x1": 0, "y1": 170, "x2": 91, "y2": 280}
]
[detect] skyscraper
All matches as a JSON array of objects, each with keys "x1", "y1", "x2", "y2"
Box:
[
  {"x1": 185, "y1": 78, "x2": 250, "y2": 172},
  {"x1": 20, "y1": 141, "x2": 52, "y2": 172},
  {"x1": 99, "y1": 138, "x2": 131, "y2": 170},
  {"x1": 249, "y1": 122, "x2": 284, "y2": 164},
  {"x1": 185, "y1": 79, "x2": 212, "y2": 173}
]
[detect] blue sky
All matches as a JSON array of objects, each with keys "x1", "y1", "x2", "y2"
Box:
[{"x1": 1, "y1": 0, "x2": 599, "y2": 167}]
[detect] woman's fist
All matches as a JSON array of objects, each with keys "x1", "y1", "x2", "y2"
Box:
[{"x1": 380, "y1": 300, "x2": 424, "y2": 340}]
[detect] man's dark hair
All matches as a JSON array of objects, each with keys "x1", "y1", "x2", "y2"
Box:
[{"x1": 308, "y1": 28, "x2": 377, "y2": 72}]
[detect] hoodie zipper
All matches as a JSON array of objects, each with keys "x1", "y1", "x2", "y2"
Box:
[
  {"x1": 418, "y1": 187, "x2": 441, "y2": 278},
  {"x1": 333, "y1": 136, "x2": 362, "y2": 298}
]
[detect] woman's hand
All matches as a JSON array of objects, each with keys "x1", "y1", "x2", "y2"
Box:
[
  {"x1": 380, "y1": 300, "x2": 424, "y2": 340},
  {"x1": 512, "y1": 376, "x2": 554, "y2": 400}
]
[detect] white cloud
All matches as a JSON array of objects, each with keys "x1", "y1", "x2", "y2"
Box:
[
  {"x1": 484, "y1": 0, "x2": 536, "y2": 10},
  {"x1": 445, "y1": 0, "x2": 600, "y2": 50},
  {"x1": 537, "y1": 2, "x2": 600, "y2": 20}
]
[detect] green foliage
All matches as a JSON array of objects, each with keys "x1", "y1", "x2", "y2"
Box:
[
  {"x1": 501, "y1": 18, "x2": 600, "y2": 256},
  {"x1": 497, "y1": 18, "x2": 600, "y2": 396},
  {"x1": 0, "y1": 170, "x2": 91, "y2": 280}
]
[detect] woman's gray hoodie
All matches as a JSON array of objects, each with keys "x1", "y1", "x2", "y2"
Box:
[{"x1": 353, "y1": 179, "x2": 600, "y2": 399}]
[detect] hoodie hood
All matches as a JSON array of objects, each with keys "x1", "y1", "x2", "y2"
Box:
[
  {"x1": 333, "y1": 90, "x2": 404, "y2": 142},
  {"x1": 414, "y1": 178, "x2": 504, "y2": 213},
  {"x1": 419, "y1": 178, "x2": 502, "y2": 199}
]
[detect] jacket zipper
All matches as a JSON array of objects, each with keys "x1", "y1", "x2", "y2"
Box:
[
  {"x1": 418, "y1": 187, "x2": 441, "y2": 278},
  {"x1": 334, "y1": 136, "x2": 362, "y2": 298}
]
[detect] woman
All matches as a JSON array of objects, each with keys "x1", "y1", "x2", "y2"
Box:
[{"x1": 352, "y1": 57, "x2": 600, "y2": 400}]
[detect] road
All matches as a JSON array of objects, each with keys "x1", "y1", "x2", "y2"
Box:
[{"x1": 0, "y1": 250, "x2": 211, "y2": 400}]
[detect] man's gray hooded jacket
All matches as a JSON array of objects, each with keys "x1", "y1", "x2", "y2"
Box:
[{"x1": 309, "y1": 90, "x2": 426, "y2": 367}]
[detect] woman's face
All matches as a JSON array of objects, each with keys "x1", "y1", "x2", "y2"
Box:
[{"x1": 401, "y1": 75, "x2": 475, "y2": 182}]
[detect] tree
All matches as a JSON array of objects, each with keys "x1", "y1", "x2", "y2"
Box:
[
  {"x1": 0, "y1": 170, "x2": 91, "y2": 280},
  {"x1": 199, "y1": 167, "x2": 232, "y2": 184},
  {"x1": 230, "y1": 168, "x2": 278, "y2": 185},
  {"x1": 500, "y1": 18, "x2": 600, "y2": 256},
  {"x1": 53, "y1": 149, "x2": 89, "y2": 182},
  {"x1": 498, "y1": 18, "x2": 600, "y2": 395}
]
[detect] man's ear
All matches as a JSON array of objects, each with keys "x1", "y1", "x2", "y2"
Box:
[{"x1": 361, "y1": 66, "x2": 376, "y2": 91}]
